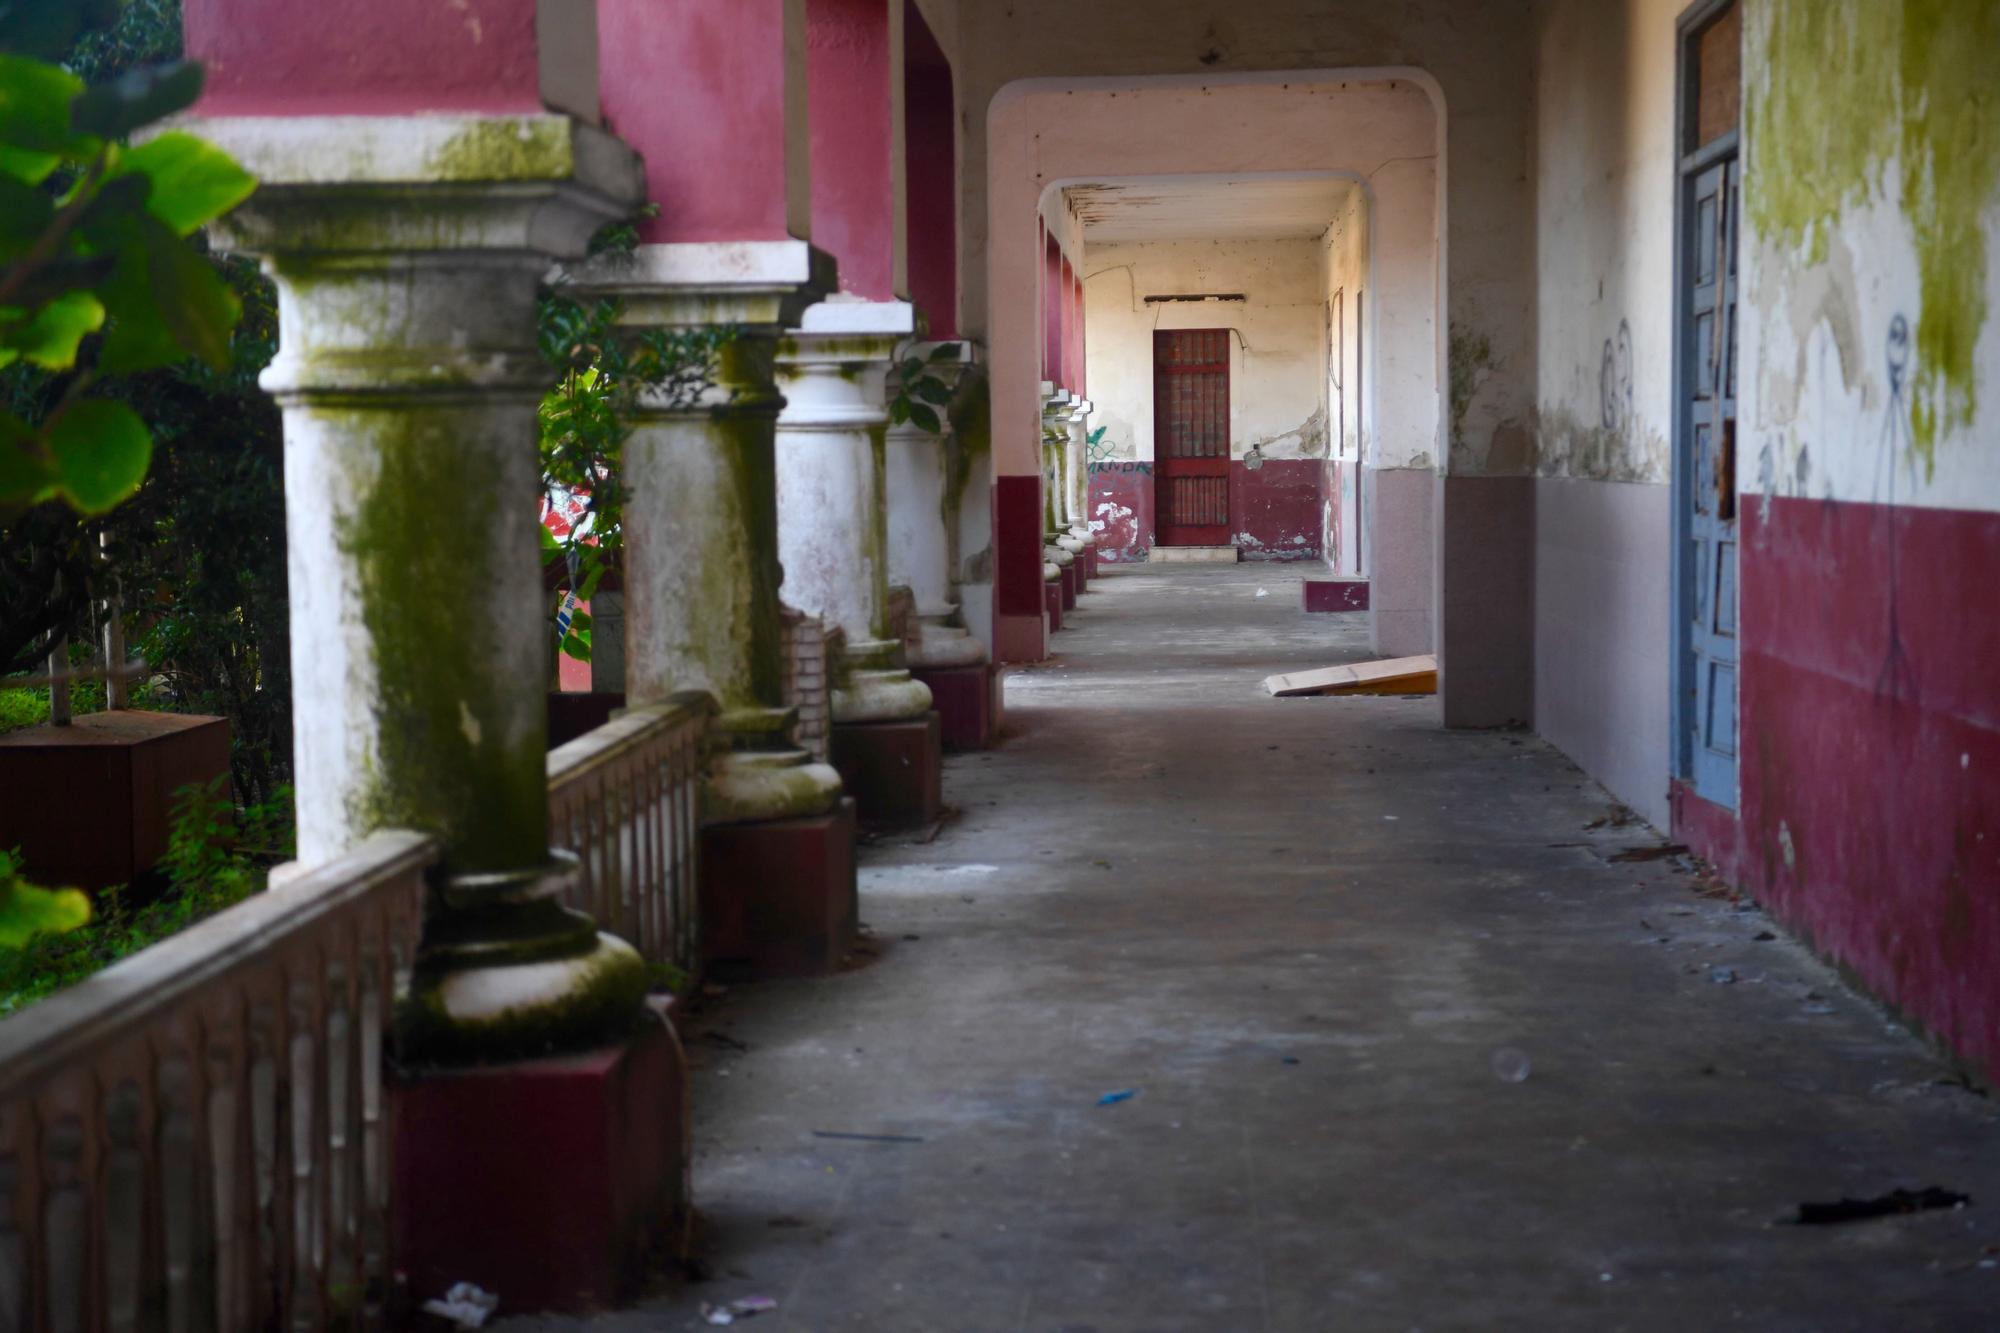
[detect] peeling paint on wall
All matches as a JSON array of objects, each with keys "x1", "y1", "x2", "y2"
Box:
[{"x1": 1746, "y1": 0, "x2": 2000, "y2": 475}]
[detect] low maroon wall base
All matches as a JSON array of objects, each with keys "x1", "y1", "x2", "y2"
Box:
[
  {"x1": 392, "y1": 1011, "x2": 689, "y2": 1315},
  {"x1": 700, "y1": 799, "x2": 858, "y2": 978},
  {"x1": 1044, "y1": 580, "x2": 1063, "y2": 631},
  {"x1": 1302, "y1": 578, "x2": 1371, "y2": 612},
  {"x1": 1085, "y1": 542, "x2": 1099, "y2": 580},
  {"x1": 912, "y1": 663, "x2": 998, "y2": 751},
  {"x1": 1059, "y1": 563, "x2": 1078, "y2": 610},
  {"x1": 829, "y1": 712, "x2": 942, "y2": 828}
]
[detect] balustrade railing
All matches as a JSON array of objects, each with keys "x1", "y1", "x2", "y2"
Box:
[
  {"x1": 546, "y1": 700, "x2": 709, "y2": 977},
  {"x1": 0, "y1": 830, "x2": 434, "y2": 1332}
]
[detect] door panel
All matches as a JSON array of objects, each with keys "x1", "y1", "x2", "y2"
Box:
[
  {"x1": 1154, "y1": 329, "x2": 1232, "y2": 546},
  {"x1": 1684, "y1": 153, "x2": 1739, "y2": 804}
]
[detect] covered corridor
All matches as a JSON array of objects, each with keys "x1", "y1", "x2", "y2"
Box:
[{"x1": 512, "y1": 565, "x2": 2000, "y2": 1331}]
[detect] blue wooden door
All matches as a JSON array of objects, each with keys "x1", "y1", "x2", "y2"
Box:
[{"x1": 1682, "y1": 153, "x2": 1739, "y2": 806}]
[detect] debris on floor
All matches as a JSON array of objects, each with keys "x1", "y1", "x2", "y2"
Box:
[
  {"x1": 1492, "y1": 1048, "x2": 1532, "y2": 1083},
  {"x1": 1262, "y1": 654, "x2": 1437, "y2": 697},
  {"x1": 1794, "y1": 1187, "x2": 1971, "y2": 1225},
  {"x1": 812, "y1": 1130, "x2": 926, "y2": 1143},
  {"x1": 420, "y1": 1282, "x2": 499, "y2": 1328},
  {"x1": 1606, "y1": 842, "x2": 1691, "y2": 863},
  {"x1": 1098, "y1": 1088, "x2": 1137, "y2": 1105},
  {"x1": 702, "y1": 1295, "x2": 779, "y2": 1325}
]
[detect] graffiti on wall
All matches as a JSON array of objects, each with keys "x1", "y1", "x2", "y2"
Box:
[
  {"x1": 1600, "y1": 318, "x2": 1633, "y2": 435},
  {"x1": 1533, "y1": 316, "x2": 1666, "y2": 482}
]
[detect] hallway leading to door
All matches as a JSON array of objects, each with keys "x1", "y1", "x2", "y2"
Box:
[{"x1": 507, "y1": 564, "x2": 1999, "y2": 1331}]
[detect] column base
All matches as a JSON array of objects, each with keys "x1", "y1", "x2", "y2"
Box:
[
  {"x1": 911, "y1": 663, "x2": 999, "y2": 751},
  {"x1": 1059, "y1": 562, "x2": 1078, "y2": 611},
  {"x1": 1044, "y1": 580, "x2": 1064, "y2": 632},
  {"x1": 392, "y1": 1006, "x2": 690, "y2": 1316},
  {"x1": 1082, "y1": 537, "x2": 1099, "y2": 582},
  {"x1": 831, "y1": 666, "x2": 934, "y2": 723},
  {"x1": 699, "y1": 798, "x2": 858, "y2": 978},
  {"x1": 828, "y1": 712, "x2": 943, "y2": 828}
]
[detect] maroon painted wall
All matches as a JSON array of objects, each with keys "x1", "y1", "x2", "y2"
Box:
[
  {"x1": 1088, "y1": 459, "x2": 1323, "y2": 563},
  {"x1": 807, "y1": 0, "x2": 896, "y2": 299},
  {"x1": 1679, "y1": 494, "x2": 2000, "y2": 1082},
  {"x1": 190, "y1": 0, "x2": 543, "y2": 115},
  {"x1": 902, "y1": 1, "x2": 956, "y2": 337},
  {"x1": 603, "y1": 0, "x2": 798, "y2": 244}
]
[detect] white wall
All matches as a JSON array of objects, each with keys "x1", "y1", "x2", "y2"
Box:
[
  {"x1": 1740, "y1": 0, "x2": 2000, "y2": 518},
  {"x1": 1321, "y1": 187, "x2": 1368, "y2": 571},
  {"x1": 1082, "y1": 237, "x2": 1328, "y2": 463}
]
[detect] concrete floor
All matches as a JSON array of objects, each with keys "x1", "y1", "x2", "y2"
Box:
[{"x1": 508, "y1": 563, "x2": 2000, "y2": 1332}]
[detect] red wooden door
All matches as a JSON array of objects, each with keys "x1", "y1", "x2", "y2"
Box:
[{"x1": 1153, "y1": 329, "x2": 1231, "y2": 546}]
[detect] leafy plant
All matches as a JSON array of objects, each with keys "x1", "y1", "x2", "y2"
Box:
[
  {"x1": 0, "y1": 778, "x2": 293, "y2": 1014},
  {"x1": 888, "y1": 342, "x2": 965, "y2": 435},
  {"x1": 536, "y1": 237, "x2": 737, "y2": 665},
  {"x1": 0, "y1": 49, "x2": 255, "y2": 516},
  {"x1": 0, "y1": 848, "x2": 88, "y2": 950}
]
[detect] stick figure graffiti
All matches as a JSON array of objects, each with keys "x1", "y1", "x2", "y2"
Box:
[
  {"x1": 1873, "y1": 314, "x2": 1916, "y2": 704},
  {"x1": 1600, "y1": 318, "x2": 1633, "y2": 435}
]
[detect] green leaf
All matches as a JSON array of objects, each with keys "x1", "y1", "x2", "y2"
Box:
[
  {"x1": 0, "y1": 879, "x2": 91, "y2": 950},
  {"x1": 907, "y1": 402, "x2": 942, "y2": 434},
  {"x1": 71, "y1": 61, "x2": 205, "y2": 140},
  {"x1": 142, "y1": 220, "x2": 240, "y2": 369},
  {"x1": 888, "y1": 395, "x2": 910, "y2": 426},
  {"x1": 0, "y1": 54, "x2": 85, "y2": 159},
  {"x1": 560, "y1": 626, "x2": 592, "y2": 663},
  {"x1": 0, "y1": 410, "x2": 55, "y2": 505},
  {"x1": 2, "y1": 288, "x2": 104, "y2": 368},
  {"x1": 928, "y1": 342, "x2": 961, "y2": 362},
  {"x1": 899, "y1": 356, "x2": 924, "y2": 380},
  {"x1": 0, "y1": 168, "x2": 52, "y2": 250},
  {"x1": 47, "y1": 397, "x2": 152, "y2": 513},
  {"x1": 111, "y1": 131, "x2": 256, "y2": 237},
  {"x1": 912, "y1": 376, "x2": 951, "y2": 404}
]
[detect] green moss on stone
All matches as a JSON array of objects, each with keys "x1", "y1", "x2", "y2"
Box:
[
  {"x1": 426, "y1": 117, "x2": 575, "y2": 182},
  {"x1": 332, "y1": 410, "x2": 550, "y2": 876},
  {"x1": 1449, "y1": 326, "x2": 1495, "y2": 447},
  {"x1": 1748, "y1": 0, "x2": 2000, "y2": 471}
]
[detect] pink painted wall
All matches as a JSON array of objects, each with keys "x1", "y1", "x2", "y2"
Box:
[
  {"x1": 808, "y1": 0, "x2": 897, "y2": 299},
  {"x1": 1679, "y1": 495, "x2": 2000, "y2": 1084},
  {"x1": 601, "y1": 0, "x2": 798, "y2": 244},
  {"x1": 1059, "y1": 257, "x2": 1076, "y2": 391},
  {"x1": 1042, "y1": 230, "x2": 1063, "y2": 388},
  {"x1": 188, "y1": 0, "x2": 543, "y2": 116},
  {"x1": 903, "y1": 0, "x2": 957, "y2": 336}
]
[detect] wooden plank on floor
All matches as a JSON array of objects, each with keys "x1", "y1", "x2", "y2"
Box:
[{"x1": 1263, "y1": 654, "x2": 1437, "y2": 697}]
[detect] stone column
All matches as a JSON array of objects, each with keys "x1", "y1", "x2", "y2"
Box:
[
  {"x1": 197, "y1": 113, "x2": 649, "y2": 1060},
  {"x1": 1063, "y1": 396, "x2": 1096, "y2": 586},
  {"x1": 560, "y1": 242, "x2": 846, "y2": 827},
  {"x1": 776, "y1": 299, "x2": 933, "y2": 723},
  {"x1": 885, "y1": 340, "x2": 987, "y2": 669}
]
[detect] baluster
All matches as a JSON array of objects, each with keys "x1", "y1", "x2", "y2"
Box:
[
  {"x1": 42, "y1": 1113, "x2": 86, "y2": 1333},
  {"x1": 357, "y1": 942, "x2": 385, "y2": 1319},
  {"x1": 249, "y1": 999, "x2": 281, "y2": 1322},
  {"x1": 206, "y1": 1017, "x2": 242, "y2": 1332},
  {"x1": 157, "y1": 1055, "x2": 199, "y2": 1333},
  {"x1": 324, "y1": 955, "x2": 355, "y2": 1322},
  {"x1": 103, "y1": 1080, "x2": 146, "y2": 1333},
  {"x1": 0, "y1": 1118, "x2": 25, "y2": 1333},
  {"x1": 286, "y1": 975, "x2": 320, "y2": 1331}
]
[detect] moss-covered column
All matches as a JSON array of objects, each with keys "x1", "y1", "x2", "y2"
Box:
[
  {"x1": 1064, "y1": 397, "x2": 1095, "y2": 548},
  {"x1": 776, "y1": 300, "x2": 934, "y2": 722},
  {"x1": 196, "y1": 113, "x2": 651, "y2": 1059},
  {"x1": 559, "y1": 242, "x2": 846, "y2": 825},
  {"x1": 1040, "y1": 388, "x2": 1082, "y2": 580},
  {"x1": 885, "y1": 341, "x2": 987, "y2": 668}
]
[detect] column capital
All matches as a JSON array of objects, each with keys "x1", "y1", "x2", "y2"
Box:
[
  {"x1": 185, "y1": 113, "x2": 642, "y2": 258},
  {"x1": 557, "y1": 240, "x2": 837, "y2": 332}
]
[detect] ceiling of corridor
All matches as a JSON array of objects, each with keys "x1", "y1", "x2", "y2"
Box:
[{"x1": 1063, "y1": 174, "x2": 1356, "y2": 243}]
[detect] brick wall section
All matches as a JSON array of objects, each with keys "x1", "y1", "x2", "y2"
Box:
[{"x1": 779, "y1": 603, "x2": 833, "y2": 761}]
